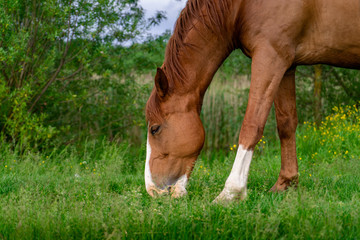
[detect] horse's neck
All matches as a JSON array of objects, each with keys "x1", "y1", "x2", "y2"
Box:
[
  {"x1": 166, "y1": 26, "x2": 233, "y2": 99},
  {"x1": 161, "y1": 0, "x2": 241, "y2": 114}
]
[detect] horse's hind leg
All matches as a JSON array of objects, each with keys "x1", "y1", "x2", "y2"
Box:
[
  {"x1": 214, "y1": 46, "x2": 292, "y2": 202},
  {"x1": 270, "y1": 68, "x2": 299, "y2": 192}
]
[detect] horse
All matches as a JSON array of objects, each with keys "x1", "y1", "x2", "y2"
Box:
[{"x1": 144, "y1": 0, "x2": 360, "y2": 202}]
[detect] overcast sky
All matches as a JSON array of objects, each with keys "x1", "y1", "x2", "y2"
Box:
[{"x1": 139, "y1": 0, "x2": 187, "y2": 36}]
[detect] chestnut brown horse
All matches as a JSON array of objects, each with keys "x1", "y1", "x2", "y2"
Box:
[{"x1": 145, "y1": 0, "x2": 360, "y2": 201}]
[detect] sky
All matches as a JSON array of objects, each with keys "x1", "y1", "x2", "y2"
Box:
[{"x1": 139, "y1": 0, "x2": 187, "y2": 36}]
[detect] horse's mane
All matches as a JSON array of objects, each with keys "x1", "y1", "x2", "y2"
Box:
[
  {"x1": 164, "y1": 0, "x2": 232, "y2": 87},
  {"x1": 146, "y1": 0, "x2": 231, "y2": 123}
]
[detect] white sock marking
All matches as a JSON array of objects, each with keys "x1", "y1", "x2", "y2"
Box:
[
  {"x1": 145, "y1": 134, "x2": 188, "y2": 197},
  {"x1": 215, "y1": 145, "x2": 253, "y2": 201}
]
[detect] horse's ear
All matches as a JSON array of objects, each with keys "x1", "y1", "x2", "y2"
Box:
[{"x1": 155, "y1": 67, "x2": 168, "y2": 98}]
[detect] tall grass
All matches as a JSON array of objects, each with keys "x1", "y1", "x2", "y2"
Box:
[
  {"x1": 0, "y1": 104, "x2": 359, "y2": 239},
  {"x1": 200, "y1": 72, "x2": 279, "y2": 150}
]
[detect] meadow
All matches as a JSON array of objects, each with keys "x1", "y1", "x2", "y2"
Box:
[
  {"x1": 1, "y1": 2, "x2": 360, "y2": 238},
  {"x1": 0, "y1": 104, "x2": 359, "y2": 239}
]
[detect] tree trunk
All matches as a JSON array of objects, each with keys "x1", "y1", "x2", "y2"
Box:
[{"x1": 313, "y1": 65, "x2": 322, "y2": 126}]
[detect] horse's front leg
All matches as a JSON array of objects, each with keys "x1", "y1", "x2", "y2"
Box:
[
  {"x1": 271, "y1": 68, "x2": 299, "y2": 192},
  {"x1": 214, "y1": 46, "x2": 292, "y2": 202}
]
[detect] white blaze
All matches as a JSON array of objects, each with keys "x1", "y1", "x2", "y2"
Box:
[
  {"x1": 145, "y1": 134, "x2": 156, "y2": 192},
  {"x1": 215, "y1": 145, "x2": 254, "y2": 201},
  {"x1": 144, "y1": 133, "x2": 188, "y2": 197}
]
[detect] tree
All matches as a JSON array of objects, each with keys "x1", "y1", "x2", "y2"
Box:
[
  {"x1": 0, "y1": 0, "x2": 165, "y2": 147},
  {"x1": 313, "y1": 65, "x2": 322, "y2": 126}
]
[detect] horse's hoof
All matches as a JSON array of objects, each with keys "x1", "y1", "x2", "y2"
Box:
[
  {"x1": 213, "y1": 188, "x2": 246, "y2": 204},
  {"x1": 269, "y1": 184, "x2": 286, "y2": 192},
  {"x1": 270, "y1": 175, "x2": 299, "y2": 192}
]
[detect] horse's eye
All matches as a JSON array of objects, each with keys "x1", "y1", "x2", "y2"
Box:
[{"x1": 150, "y1": 125, "x2": 161, "y2": 135}]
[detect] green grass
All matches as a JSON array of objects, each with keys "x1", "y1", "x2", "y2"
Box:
[{"x1": 0, "y1": 106, "x2": 359, "y2": 239}]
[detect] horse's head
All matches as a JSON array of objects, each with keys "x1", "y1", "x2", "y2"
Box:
[{"x1": 145, "y1": 68, "x2": 205, "y2": 198}]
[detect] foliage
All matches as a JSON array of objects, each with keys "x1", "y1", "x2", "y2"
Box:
[
  {"x1": 0, "y1": 83, "x2": 58, "y2": 150},
  {"x1": 296, "y1": 65, "x2": 360, "y2": 122},
  {"x1": 298, "y1": 104, "x2": 360, "y2": 165},
  {"x1": 218, "y1": 49, "x2": 252, "y2": 77},
  {"x1": 0, "y1": 104, "x2": 359, "y2": 239},
  {"x1": 44, "y1": 74, "x2": 152, "y2": 144},
  {"x1": 0, "y1": 0, "x2": 164, "y2": 149},
  {"x1": 117, "y1": 32, "x2": 170, "y2": 75},
  {"x1": 201, "y1": 76, "x2": 250, "y2": 150}
]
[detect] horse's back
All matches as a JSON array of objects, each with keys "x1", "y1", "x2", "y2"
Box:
[{"x1": 239, "y1": 0, "x2": 360, "y2": 69}]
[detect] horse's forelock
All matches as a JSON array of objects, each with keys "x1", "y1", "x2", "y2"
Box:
[{"x1": 146, "y1": 89, "x2": 163, "y2": 124}]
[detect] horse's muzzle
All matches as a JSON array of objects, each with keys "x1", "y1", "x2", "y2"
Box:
[{"x1": 146, "y1": 175, "x2": 188, "y2": 198}]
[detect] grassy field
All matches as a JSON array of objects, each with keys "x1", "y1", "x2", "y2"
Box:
[{"x1": 0, "y1": 105, "x2": 359, "y2": 239}]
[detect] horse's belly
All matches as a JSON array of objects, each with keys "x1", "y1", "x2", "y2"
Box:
[
  {"x1": 295, "y1": 45, "x2": 360, "y2": 69},
  {"x1": 294, "y1": 0, "x2": 360, "y2": 69}
]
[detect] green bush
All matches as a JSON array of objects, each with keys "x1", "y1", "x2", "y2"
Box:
[
  {"x1": 0, "y1": 0, "x2": 164, "y2": 149},
  {"x1": 43, "y1": 74, "x2": 152, "y2": 144}
]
